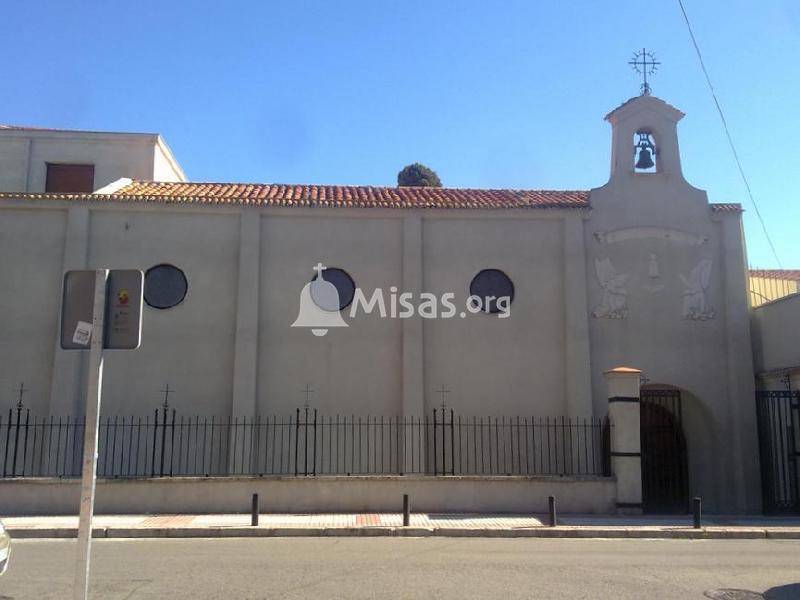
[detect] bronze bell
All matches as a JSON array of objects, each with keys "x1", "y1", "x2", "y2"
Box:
[{"x1": 635, "y1": 147, "x2": 655, "y2": 170}]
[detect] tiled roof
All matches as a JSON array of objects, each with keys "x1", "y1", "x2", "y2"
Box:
[
  {"x1": 113, "y1": 181, "x2": 591, "y2": 209},
  {"x1": 1, "y1": 181, "x2": 591, "y2": 210},
  {"x1": 750, "y1": 269, "x2": 800, "y2": 281},
  {"x1": 0, "y1": 180, "x2": 743, "y2": 213},
  {"x1": 709, "y1": 203, "x2": 743, "y2": 212}
]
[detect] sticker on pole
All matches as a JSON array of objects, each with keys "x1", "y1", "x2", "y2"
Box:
[
  {"x1": 72, "y1": 321, "x2": 93, "y2": 346},
  {"x1": 60, "y1": 269, "x2": 143, "y2": 350}
]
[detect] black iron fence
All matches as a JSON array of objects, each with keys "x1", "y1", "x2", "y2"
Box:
[
  {"x1": 1, "y1": 406, "x2": 610, "y2": 479},
  {"x1": 640, "y1": 388, "x2": 689, "y2": 513},
  {"x1": 756, "y1": 390, "x2": 800, "y2": 514}
]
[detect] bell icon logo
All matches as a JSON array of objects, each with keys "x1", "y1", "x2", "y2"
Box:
[{"x1": 291, "y1": 263, "x2": 349, "y2": 336}]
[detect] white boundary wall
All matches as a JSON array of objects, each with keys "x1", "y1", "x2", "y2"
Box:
[{"x1": 0, "y1": 476, "x2": 615, "y2": 515}]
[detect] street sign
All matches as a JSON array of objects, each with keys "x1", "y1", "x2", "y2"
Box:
[
  {"x1": 60, "y1": 270, "x2": 95, "y2": 349},
  {"x1": 62, "y1": 268, "x2": 143, "y2": 600},
  {"x1": 105, "y1": 270, "x2": 143, "y2": 350},
  {"x1": 60, "y1": 269, "x2": 143, "y2": 350}
]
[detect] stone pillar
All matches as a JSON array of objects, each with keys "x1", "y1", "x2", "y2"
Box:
[
  {"x1": 563, "y1": 214, "x2": 593, "y2": 417},
  {"x1": 604, "y1": 366, "x2": 642, "y2": 514},
  {"x1": 720, "y1": 215, "x2": 760, "y2": 512},
  {"x1": 229, "y1": 212, "x2": 261, "y2": 472},
  {"x1": 401, "y1": 215, "x2": 424, "y2": 473},
  {"x1": 48, "y1": 206, "x2": 90, "y2": 415}
]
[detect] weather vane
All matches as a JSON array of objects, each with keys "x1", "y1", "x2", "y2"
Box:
[{"x1": 628, "y1": 48, "x2": 660, "y2": 96}]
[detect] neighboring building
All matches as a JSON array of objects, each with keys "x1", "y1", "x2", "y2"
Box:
[
  {"x1": 748, "y1": 272, "x2": 799, "y2": 514},
  {"x1": 750, "y1": 270, "x2": 800, "y2": 390},
  {"x1": 0, "y1": 125, "x2": 185, "y2": 194},
  {"x1": 0, "y1": 92, "x2": 795, "y2": 514},
  {"x1": 749, "y1": 269, "x2": 800, "y2": 307}
]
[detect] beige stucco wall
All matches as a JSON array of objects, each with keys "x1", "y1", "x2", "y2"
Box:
[
  {"x1": 152, "y1": 138, "x2": 186, "y2": 182},
  {"x1": 585, "y1": 95, "x2": 760, "y2": 513},
  {"x1": 0, "y1": 198, "x2": 586, "y2": 422},
  {"x1": 0, "y1": 476, "x2": 616, "y2": 515},
  {"x1": 751, "y1": 293, "x2": 800, "y2": 389},
  {"x1": 749, "y1": 275, "x2": 798, "y2": 307},
  {"x1": 0, "y1": 138, "x2": 31, "y2": 192},
  {"x1": 0, "y1": 208, "x2": 67, "y2": 414},
  {"x1": 0, "y1": 94, "x2": 767, "y2": 513},
  {"x1": 422, "y1": 216, "x2": 567, "y2": 416},
  {"x1": 87, "y1": 209, "x2": 239, "y2": 416},
  {"x1": 0, "y1": 130, "x2": 185, "y2": 193},
  {"x1": 259, "y1": 215, "x2": 404, "y2": 416}
]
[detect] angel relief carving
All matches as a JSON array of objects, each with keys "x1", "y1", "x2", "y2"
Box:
[
  {"x1": 680, "y1": 259, "x2": 715, "y2": 320},
  {"x1": 592, "y1": 258, "x2": 629, "y2": 319}
]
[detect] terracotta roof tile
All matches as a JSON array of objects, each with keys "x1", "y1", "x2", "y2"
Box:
[
  {"x1": 750, "y1": 269, "x2": 800, "y2": 281},
  {"x1": 0, "y1": 181, "x2": 591, "y2": 210},
  {"x1": 709, "y1": 203, "x2": 743, "y2": 212},
  {"x1": 0, "y1": 180, "x2": 743, "y2": 214}
]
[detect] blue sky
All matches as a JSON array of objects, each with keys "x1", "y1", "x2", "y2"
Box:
[{"x1": 3, "y1": 1, "x2": 798, "y2": 267}]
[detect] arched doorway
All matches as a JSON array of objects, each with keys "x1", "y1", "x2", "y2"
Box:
[{"x1": 640, "y1": 388, "x2": 690, "y2": 513}]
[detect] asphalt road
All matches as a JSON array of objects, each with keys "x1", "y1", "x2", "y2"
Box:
[{"x1": 0, "y1": 538, "x2": 799, "y2": 599}]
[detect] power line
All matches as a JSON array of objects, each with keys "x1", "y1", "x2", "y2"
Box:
[{"x1": 677, "y1": 0, "x2": 783, "y2": 268}]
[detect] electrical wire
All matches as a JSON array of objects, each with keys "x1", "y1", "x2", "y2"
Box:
[{"x1": 677, "y1": 0, "x2": 783, "y2": 268}]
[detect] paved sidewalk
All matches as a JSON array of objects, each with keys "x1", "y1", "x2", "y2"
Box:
[{"x1": 4, "y1": 513, "x2": 800, "y2": 539}]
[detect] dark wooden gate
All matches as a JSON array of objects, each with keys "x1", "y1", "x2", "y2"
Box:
[
  {"x1": 640, "y1": 389, "x2": 689, "y2": 513},
  {"x1": 756, "y1": 390, "x2": 800, "y2": 514}
]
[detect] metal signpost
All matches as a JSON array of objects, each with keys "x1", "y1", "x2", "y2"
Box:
[{"x1": 61, "y1": 269, "x2": 143, "y2": 600}]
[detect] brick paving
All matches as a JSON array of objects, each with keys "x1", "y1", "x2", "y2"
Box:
[
  {"x1": 2, "y1": 513, "x2": 546, "y2": 529},
  {"x1": 3, "y1": 513, "x2": 800, "y2": 539}
]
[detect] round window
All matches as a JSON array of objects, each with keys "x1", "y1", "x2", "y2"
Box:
[
  {"x1": 309, "y1": 267, "x2": 355, "y2": 311},
  {"x1": 469, "y1": 269, "x2": 514, "y2": 314},
  {"x1": 144, "y1": 264, "x2": 188, "y2": 309}
]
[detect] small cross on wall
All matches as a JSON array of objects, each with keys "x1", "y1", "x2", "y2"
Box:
[
  {"x1": 15, "y1": 382, "x2": 26, "y2": 409},
  {"x1": 436, "y1": 384, "x2": 451, "y2": 411},
  {"x1": 160, "y1": 384, "x2": 174, "y2": 410},
  {"x1": 301, "y1": 384, "x2": 314, "y2": 409}
]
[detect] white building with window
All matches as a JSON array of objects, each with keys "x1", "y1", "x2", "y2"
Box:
[{"x1": 0, "y1": 92, "x2": 793, "y2": 515}]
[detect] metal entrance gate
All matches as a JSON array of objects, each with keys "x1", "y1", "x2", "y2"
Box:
[
  {"x1": 756, "y1": 390, "x2": 800, "y2": 514},
  {"x1": 640, "y1": 389, "x2": 689, "y2": 513}
]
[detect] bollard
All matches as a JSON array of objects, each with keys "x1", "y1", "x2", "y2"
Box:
[
  {"x1": 403, "y1": 494, "x2": 410, "y2": 527},
  {"x1": 692, "y1": 497, "x2": 701, "y2": 529},
  {"x1": 251, "y1": 493, "x2": 259, "y2": 526},
  {"x1": 548, "y1": 495, "x2": 557, "y2": 527}
]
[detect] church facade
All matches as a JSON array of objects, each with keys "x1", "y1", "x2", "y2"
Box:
[{"x1": 0, "y1": 94, "x2": 769, "y2": 513}]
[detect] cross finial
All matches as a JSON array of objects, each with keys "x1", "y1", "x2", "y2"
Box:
[
  {"x1": 436, "y1": 384, "x2": 450, "y2": 411},
  {"x1": 160, "y1": 383, "x2": 173, "y2": 409},
  {"x1": 313, "y1": 263, "x2": 326, "y2": 279},
  {"x1": 15, "y1": 382, "x2": 26, "y2": 409},
  {"x1": 301, "y1": 383, "x2": 314, "y2": 409},
  {"x1": 628, "y1": 48, "x2": 660, "y2": 96}
]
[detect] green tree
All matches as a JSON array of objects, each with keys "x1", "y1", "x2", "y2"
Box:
[{"x1": 397, "y1": 163, "x2": 442, "y2": 187}]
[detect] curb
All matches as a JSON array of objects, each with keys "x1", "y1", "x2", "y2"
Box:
[{"x1": 8, "y1": 526, "x2": 799, "y2": 540}]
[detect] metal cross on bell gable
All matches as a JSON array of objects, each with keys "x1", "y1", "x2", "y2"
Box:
[{"x1": 628, "y1": 48, "x2": 660, "y2": 96}]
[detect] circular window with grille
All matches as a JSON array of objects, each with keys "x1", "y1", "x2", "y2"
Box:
[
  {"x1": 310, "y1": 267, "x2": 356, "y2": 311},
  {"x1": 469, "y1": 269, "x2": 514, "y2": 314},
  {"x1": 144, "y1": 264, "x2": 188, "y2": 309}
]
